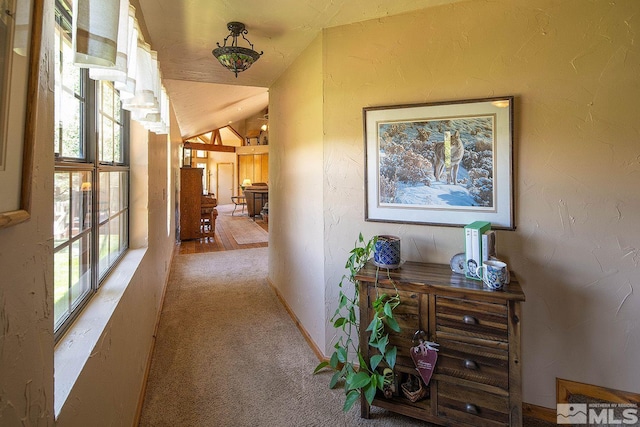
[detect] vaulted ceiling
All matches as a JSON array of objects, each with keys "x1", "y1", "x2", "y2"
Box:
[{"x1": 134, "y1": 0, "x2": 463, "y2": 139}]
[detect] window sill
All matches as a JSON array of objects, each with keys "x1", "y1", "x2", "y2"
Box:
[{"x1": 54, "y1": 248, "x2": 147, "y2": 417}]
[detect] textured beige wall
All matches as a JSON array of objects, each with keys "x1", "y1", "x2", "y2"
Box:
[
  {"x1": 321, "y1": 0, "x2": 640, "y2": 408},
  {"x1": 269, "y1": 34, "x2": 327, "y2": 351},
  {"x1": 270, "y1": 0, "x2": 640, "y2": 410},
  {"x1": 0, "y1": 0, "x2": 55, "y2": 422},
  {"x1": 0, "y1": 1, "x2": 178, "y2": 423}
]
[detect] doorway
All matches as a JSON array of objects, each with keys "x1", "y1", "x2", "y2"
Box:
[{"x1": 216, "y1": 163, "x2": 234, "y2": 205}]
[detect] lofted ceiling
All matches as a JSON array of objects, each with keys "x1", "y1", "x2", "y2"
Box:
[{"x1": 135, "y1": 0, "x2": 464, "y2": 139}]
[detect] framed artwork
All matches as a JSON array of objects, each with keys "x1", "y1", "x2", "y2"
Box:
[
  {"x1": 182, "y1": 146, "x2": 192, "y2": 167},
  {"x1": 0, "y1": 0, "x2": 42, "y2": 228},
  {"x1": 364, "y1": 96, "x2": 515, "y2": 229}
]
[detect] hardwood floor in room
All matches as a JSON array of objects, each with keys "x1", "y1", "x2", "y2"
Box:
[{"x1": 177, "y1": 203, "x2": 268, "y2": 254}]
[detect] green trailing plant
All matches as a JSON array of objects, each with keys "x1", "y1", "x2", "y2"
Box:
[{"x1": 314, "y1": 233, "x2": 401, "y2": 412}]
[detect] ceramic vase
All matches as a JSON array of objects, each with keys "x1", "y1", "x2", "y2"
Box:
[{"x1": 373, "y1": 235, "x2": 401, "y2": 268}]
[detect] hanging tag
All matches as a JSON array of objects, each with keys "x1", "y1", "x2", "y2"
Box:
[{"x1": 410, "y1": 340, "x2": 438, "y2": 386}]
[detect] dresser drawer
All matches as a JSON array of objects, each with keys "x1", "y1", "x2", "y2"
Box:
[
  {"x1": 435, "y1": 338, "x2": 509, "y2": 389},
  {"x1": 366, "y1": 288, "x2": 426, "y2": 369},
  {"x1": 435, "y1": 296, "x2": 508, "y2": 342},
  {"x1": 438, "y1": 380, "x2": 509, "y2": 426}
]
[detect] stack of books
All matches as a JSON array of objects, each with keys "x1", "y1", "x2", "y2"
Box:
[{"x1": 464, "y1": 221, "x2": 496, "y2": 280}]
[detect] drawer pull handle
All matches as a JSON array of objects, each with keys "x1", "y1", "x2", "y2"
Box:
[
  {"x1": 464, "y1": 359, "x2": 478, "y2": 370},
  {"x1": 465, "y1": 403, "x2": 479, "y2": 414},
  {"x1": 462, "y1": 315, "x2": 477, "y2": 325}
]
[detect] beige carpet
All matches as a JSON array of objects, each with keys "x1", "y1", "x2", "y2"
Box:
[{"x1": 138, "y1": 248, "x2": 428, "y2": 427}]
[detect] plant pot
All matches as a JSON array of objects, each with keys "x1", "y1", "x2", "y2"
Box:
[{"x1": 373, "y1": 235, "x2": 401, "y2": 268}]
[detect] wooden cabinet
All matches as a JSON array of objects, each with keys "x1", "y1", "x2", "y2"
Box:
[
  {"x1": 238, "y1": 153, "x2": 268, "y2": 185},
  {"x1": 356, "y1": 261, "x2": 525, "y2": 427},
  {"x1": 179, "y1": 167, "x2": 203, "y2": 240}
]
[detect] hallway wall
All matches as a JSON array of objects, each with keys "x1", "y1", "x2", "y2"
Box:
[
  {"x1": 270, "y1": 0, "x2": 640, "y2": 410},
  {"x1": 0, "y1": 0, "x2": 180, "y2": 423},
  {"x1": 0, "y1": 1, "x2": 55, "y2": 423},
  {"x1": 269, "y1": 34, "x2": 327, "y2": 352}
]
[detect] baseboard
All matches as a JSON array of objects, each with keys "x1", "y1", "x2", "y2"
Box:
[
  {"x1": 267, "y1": 278, "x2": 325, "y2": 363},
  {"x1": 522, "y1": 402, "x2": 557, "y2": 424}
]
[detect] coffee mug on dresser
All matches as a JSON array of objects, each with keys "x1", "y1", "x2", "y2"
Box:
[{"x1": 475, "y1": 259, "x2": 510, "y2": 290}]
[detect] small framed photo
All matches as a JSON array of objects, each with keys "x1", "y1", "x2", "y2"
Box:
[{"x1": 364, "y1": 96, "x2": 515, "y2": 229}]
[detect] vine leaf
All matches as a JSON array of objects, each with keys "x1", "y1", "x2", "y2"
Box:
[
  {"x1": 385, "y1": 346, "x2": 397, "y2": 369},
  {"x1": 343, "y1": 390, "x2": 360, "y2": 412},
  {"x1": 370, "y1": 354, "x2": 383, "y2": 371},
  {"x1": 313, "y1": 361, "x2": 329, "y2": 374},
  {"x1": 386, "y1": 316, "x2": 401, "y2": 333}
]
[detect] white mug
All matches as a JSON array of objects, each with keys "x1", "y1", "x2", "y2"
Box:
[{"x1": 475, "y1": 259, "x2": 510, "y2": 290}]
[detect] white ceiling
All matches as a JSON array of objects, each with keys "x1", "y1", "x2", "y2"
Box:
[{"x1": 135, "y1": 0, "x2": 463, "y2": 138}]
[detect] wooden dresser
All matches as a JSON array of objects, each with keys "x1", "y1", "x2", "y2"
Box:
[{"x1": 356, "y1": 261, "x2": 525, "y2": 427}]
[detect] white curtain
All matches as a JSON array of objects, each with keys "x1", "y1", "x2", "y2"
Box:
[
  {"x1": 73, "y1": 0, "x2": 168, "y2": 134},
  {"x1": 72, "y1": 0, "x2": 120, "y2": 67},
  {"x1": 88, "y1": 0, "x2": 131, "y2": 83}
]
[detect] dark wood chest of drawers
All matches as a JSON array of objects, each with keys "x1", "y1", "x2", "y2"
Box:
[{"x1": 356, "y1": 261, "x2": 525, "y2": 427}]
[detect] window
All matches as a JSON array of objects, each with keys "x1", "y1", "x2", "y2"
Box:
[{"x1": 53, "y1": 0, "x2": 129, "y2": 340}]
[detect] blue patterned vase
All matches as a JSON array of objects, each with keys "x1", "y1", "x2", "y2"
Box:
[{"x1": 373, "y1": 235, "x2": 401, "y2": 268}]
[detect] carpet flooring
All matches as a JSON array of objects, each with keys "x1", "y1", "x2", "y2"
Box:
[{"x1": 138, "y1": 248, "x2": 429, "y2": 427}]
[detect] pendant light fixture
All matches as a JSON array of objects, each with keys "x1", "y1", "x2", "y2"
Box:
[{"x1": 212, "y1": 22, "x2": 263, "y2": 78}]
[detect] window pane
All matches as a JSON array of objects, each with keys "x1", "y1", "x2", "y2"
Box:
[
  {"x1": 98, "y1": 172, "x2": 109, "y2": 223},
  {"x1": 98, "y1": 223, "x2": 109, "y2": 277},
  {"x1": 120, "y1": 211, "x2": 128, "y2": 252},
  {"x1": 61, "y1": 37, "x2": 80, "y2": 94},
  {"x1": 102, "y1": 116, "x2": 114, "y2": 162},
  {"x1": 103, "y1": 81, "x2": 114, "y2": 115},
  {"x1": 54, "y1": 172, "x2": 71, "y2": 244},
  {"x1": 113, "y1": 123, "x2": 121, "y2": 163},
  {"x1": 96, "y1": 171, "x2": 128, "y2": 280},
  {"x1": 70, "y1": 235, "x2": 91, "y2": 306},
  {"x1": 110, "y1": 172, "x2": 120, "y2": 214},
  {"x1": 58, "y1": 92, "x2": 82, "y2": 158},
  {"x1": 109, "y1": 215, "x2": 120, "y2": 263},
  {"x1": 71, "y1": 171, "x2": 92, "y2": 237},
  {"x1": 54, "y1": 246, "x2": 70, "y2": 327},
  {"x1": 98, "y1": 81, "x2": 124, "y2": 164},
  {"x1": 54, "y1": 5, "x2": 84, "y2": 159},
  {"x1": 120, "y1": 172, "x2": 128, "y2": 209}
]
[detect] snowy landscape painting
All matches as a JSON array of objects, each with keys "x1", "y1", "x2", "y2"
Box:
[
  {"x1": 364, "y1": 97, "x2": 514, "y2": 228},
  {"x1": 378, "y1": 116, "x2": 495, "y2": 208}
]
